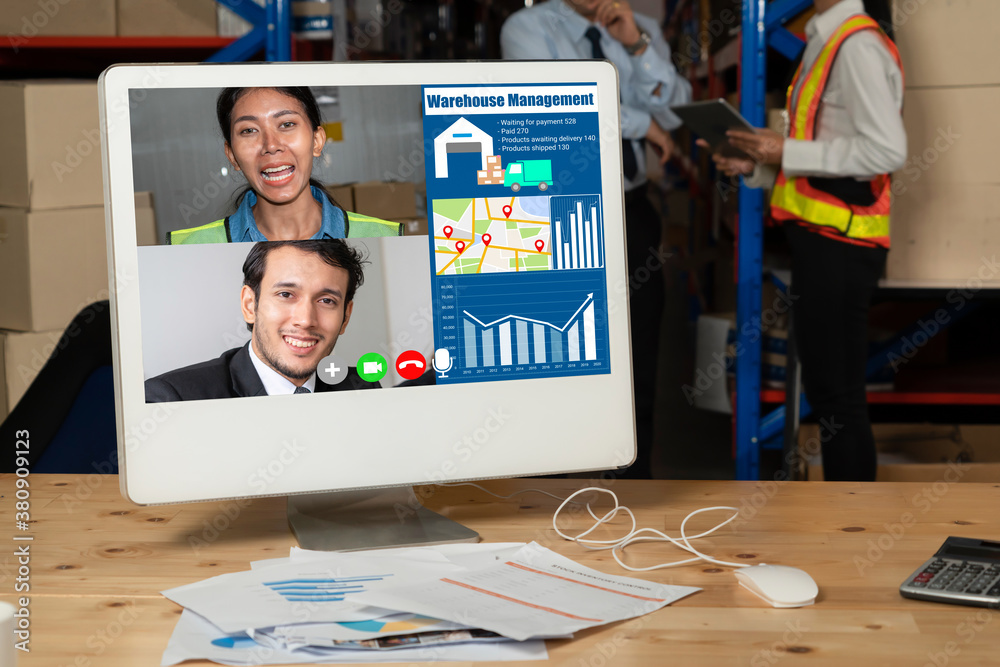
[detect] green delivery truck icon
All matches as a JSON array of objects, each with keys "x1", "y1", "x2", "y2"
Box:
[{"x1": 504, "y1": 160, "x2": 552, "y2": 192}]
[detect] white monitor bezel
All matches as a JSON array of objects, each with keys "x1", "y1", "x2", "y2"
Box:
[{"x1": 100, "y1": 60, "x2": 635, "y2": 505}]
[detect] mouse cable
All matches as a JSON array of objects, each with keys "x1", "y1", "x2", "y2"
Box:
[{"x1": 436, "y1": 483, "x2": 750, "y2": 572}]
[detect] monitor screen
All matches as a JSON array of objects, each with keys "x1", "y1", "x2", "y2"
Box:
[{"x1": 101, "y1": 62, "x2": 634, "y2": 517}]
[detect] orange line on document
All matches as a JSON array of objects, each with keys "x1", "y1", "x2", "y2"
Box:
[
  {"x1": 440, "y1": 578, "x2": 603, "y2": 622},
  {"x1": 505, "y1": 562, "x2": 666, "y2": 602}
]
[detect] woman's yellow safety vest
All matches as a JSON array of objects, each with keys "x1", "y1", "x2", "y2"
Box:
[{"x1": 770, "y1": 15, "x2": 903, "y2": 249}]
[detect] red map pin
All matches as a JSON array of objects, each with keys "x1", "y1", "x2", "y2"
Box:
[
  {"x1": 443, "y1": 226, "x2": 453, "y2": 238},
  {"x1": 535, "y1": 239, "x2": 544, "y2": 252},
  {"x1": 502, "y1": 205, "x2": 513, "y2": 218},
  {"x1": 482, "y1": 233, "x2": 491, "y2": 246},
  {"x1": 455, "y1": 240, "x2": 466, "y2": 253}
]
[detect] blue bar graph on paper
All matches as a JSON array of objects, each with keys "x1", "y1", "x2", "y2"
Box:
[{"x1": 262, "y1": 575, "x2": 390, "y2": 603}]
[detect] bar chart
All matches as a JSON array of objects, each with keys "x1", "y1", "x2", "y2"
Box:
[
  {"x1": 262, "y1": 575, "x2": 389, "y2": 602},
  {"x1": 551, "y1": 195, "x2": 603, "y2": 270}
]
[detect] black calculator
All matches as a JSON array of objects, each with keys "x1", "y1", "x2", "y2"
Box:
[{"x1": 900, "y1": 537, "x2": 1000, "y2": 607}]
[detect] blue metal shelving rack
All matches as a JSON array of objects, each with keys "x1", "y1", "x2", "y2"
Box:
[
  {"x1": 209, "y1": 0, "x2": 292, "y2": 62},
  {"x1": 734, "y1": 0, "x2": 812, "y2": 479}
]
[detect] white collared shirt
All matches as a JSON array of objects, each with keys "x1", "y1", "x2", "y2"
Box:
[
  {"x1": 748, "y1": 0, "x2": 906, "y2": 187},
  {"x1": 247, "y1": 342, "x2": 317, "y2": 396},
  {"x1": 500, "y1": 0, "x2": 692, "y2": 191}
]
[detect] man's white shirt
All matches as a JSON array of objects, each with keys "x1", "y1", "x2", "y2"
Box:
[{"x1": 247, "y1": 342, "x2": 317, "y2": 395}]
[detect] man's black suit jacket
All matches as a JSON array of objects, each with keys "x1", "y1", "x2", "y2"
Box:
[{"x1": 144, "y1": 343, "x2": 378, "y2": 402}]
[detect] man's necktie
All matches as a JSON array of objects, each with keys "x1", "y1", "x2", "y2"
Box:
[
  {"x1": 584, "y1": 26, "x2": 640, "y2": 181},
  {"x1": 294, "y1": 386, "x2": 311, "y2": 394}
]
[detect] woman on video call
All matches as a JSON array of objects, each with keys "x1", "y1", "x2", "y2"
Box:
[{"x1": 168, "y1": 86, "x2": 402, "y2": 244}]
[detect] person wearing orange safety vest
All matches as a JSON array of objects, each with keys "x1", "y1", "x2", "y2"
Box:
[{"x1": 707, "y1": 0, "x2": 905, "y2": 482}]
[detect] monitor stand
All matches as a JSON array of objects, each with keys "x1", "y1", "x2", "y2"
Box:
[{"x1": 287, "y1": 486, "x2": 481, "y2": 552}]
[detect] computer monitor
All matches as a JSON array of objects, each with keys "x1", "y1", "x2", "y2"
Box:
[{"x1": 100, "y1": 61, "x2": 634, "y2": 550}]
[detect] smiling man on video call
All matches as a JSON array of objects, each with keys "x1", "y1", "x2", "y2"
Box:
[{"x1": 145, "y1": 240, "x2": 379, "y2": 402}]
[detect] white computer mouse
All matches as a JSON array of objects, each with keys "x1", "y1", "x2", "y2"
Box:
[{"x1": 734, "y1": 563, "x2": 819, "y2": 608}]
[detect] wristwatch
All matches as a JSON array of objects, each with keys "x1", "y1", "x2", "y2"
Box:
[{"x1": 625, "y1": 30, "x2": 651, "y2": 56}]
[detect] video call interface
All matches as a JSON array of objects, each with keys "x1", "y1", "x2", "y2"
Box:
[{"x1": 132, "y1": 83, "x2": 613, "y2": 403}]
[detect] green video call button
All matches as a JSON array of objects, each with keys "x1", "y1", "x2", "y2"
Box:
[{"x1": 357, "y1": 352, "x2": 388, "y2": 383}]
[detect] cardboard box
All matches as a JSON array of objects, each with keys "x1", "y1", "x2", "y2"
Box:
[
  {"x1": 117, "y1": 0, "x2": 216, "y2": 36},
  {"x1": 0, "y1": 0, "x2": 115, "y2": 37},
  {"x1": 352, "y1": 181, "x2": 416, "y2": 221},
  {"x1": 802, "y1": 423, "x2": 1000, "y2": 481},
  {"x1": 324, "y1": 184, "x2": 354, "y2": 211},
  {"x1": 134, "y1": 191, "x2": 158, "y2": 247},
  {"x1": 888, "y1": 182, "x2": 1000, "y2": 282},
  {"x1": 0, "y1": 81, "x2": 104, "y2": 210},
  {"x1": 0, "y1": 329, "x2": 64, "y2": 421},
  {"x1": 809, "y1": 461, "x2": 1000, "y2": 483},
  {"x1": 888, "y1": 86, "x2": 1000, "y2": 282},
  {"x1": 0, "y1": 205, "x2": 109, "y2": 332},
  {"x1": 896, "y1": 87, "x2": 999, "y2": 187},
  {"x1": 893, "y1": 0, "x2": 1000, "y2": 88}
]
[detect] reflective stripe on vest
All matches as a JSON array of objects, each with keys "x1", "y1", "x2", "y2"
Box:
[
  {"x1": 166, "y1": 220, "x2": 229, "y2": 245},
  {"x1": 770, "y1": 15, "x2": 903, "y2": 248},
  {"x1": 345, "y1": 212, "x2": 404, "y2": 238},
  {"x1": 167, "y1": 212, "x2": 403, "y2": 244}
]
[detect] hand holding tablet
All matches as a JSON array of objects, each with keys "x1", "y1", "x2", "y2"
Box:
[
  {"x1": 670, "y1": 99, "x2": 758, "y2": 158},
  {"x1": 671, "y1": 98, "x2": 785, "y2": 176}
]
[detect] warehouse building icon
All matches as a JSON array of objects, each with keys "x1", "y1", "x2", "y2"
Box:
[{"x1": 433, "y1": 117, "x2": 495, "y2": 179}]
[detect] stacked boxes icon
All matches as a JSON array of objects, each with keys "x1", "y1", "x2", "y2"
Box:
[{"x1": 477, "y1": 155, "x2": 505, "y2": 185}]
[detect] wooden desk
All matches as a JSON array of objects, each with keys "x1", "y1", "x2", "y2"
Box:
[{"x1": 3, "y1": 475, "x2": 1000, "y2": 666}]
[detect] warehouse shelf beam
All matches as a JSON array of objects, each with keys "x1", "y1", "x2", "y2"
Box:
[
  {"x1": 757, "y1": 297, "x2": 984, "y2": 450},
  {"x1": 768, "y1": 27, "x2": 806, "y2": 60},
  {"x1": 207, "y1": 0, "x2": 291, "y2": 63},
  {"x1": 733, "y1": 0, "x2": 815, "y2": 479},
  {"x1": 764, "y1": 0, "x2": 813, "y2": 30}
]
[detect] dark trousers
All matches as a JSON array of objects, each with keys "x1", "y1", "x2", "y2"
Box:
[
  {"x1": 621, "y1": 188, "x2": 664, "y2": 479},
  {"x1": 786, "y1": 225, "x2": 887, "y2": 482}
]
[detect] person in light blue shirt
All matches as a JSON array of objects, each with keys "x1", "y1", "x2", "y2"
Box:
[
  {"x1": 502, "y1": 1, "x2": 691, "y2": 479},
  {"x1": 501, "y1": 0, "x2": 690, "y2": 192},
  {"x1": 225, "y1": 185, "x2": 347, "y2": 243}
]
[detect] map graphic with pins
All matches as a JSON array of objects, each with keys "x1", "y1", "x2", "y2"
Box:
[{"x1": 432, "y1": 195, "x2": 601, "y2": 275}]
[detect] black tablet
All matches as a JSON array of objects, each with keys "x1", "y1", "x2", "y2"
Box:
[{"x1": 671, "y1": 99, "x2": 758, "y2": 159}]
